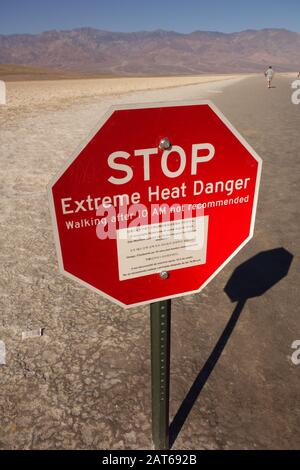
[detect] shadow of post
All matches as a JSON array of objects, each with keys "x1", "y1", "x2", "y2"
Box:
[{"x1": 169, "y1": 247, "x2": 293, "y2": 448}]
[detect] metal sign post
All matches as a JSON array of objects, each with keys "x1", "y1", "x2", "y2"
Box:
[{"x1": 150, "y1": 299, "x2": 171, "y2": 450}]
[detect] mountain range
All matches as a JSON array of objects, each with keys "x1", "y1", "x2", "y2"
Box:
[{"x1": 0, "y1": 27, "x2": 299, "y2": 75}]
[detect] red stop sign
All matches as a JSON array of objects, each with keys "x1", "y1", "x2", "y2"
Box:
[{"x1": 48, "y1": 100, "x2": 262, "y2": 307}]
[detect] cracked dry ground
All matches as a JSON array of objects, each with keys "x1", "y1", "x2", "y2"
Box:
[{"x1": 0, "y1": 75, "x2": 300, "y2": 449}]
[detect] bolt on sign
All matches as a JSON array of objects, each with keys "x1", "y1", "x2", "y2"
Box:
[{"x1": 48, "y1": 100, "x2": 262, "y2": 308}]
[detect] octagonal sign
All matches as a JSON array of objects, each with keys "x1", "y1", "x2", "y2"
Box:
[{"x1": 48, "y1": 100, "x2": 262, "y2": 308}]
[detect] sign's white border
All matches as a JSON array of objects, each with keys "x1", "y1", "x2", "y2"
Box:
[{"x1": 47, "y1": 99, "x2": 262, "y2": 308}]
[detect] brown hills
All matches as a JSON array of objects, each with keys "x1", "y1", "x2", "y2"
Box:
[{"x1": 0, "y1": 28, "x2": 299, "y2": 75}]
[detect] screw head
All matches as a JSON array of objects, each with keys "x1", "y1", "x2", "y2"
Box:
[
  {"x1": 159, "y1": 137, "x2": 171, "y2": 150},
  {"x1": 160, "y1": 271, "x2": 169, "y2": 280}
]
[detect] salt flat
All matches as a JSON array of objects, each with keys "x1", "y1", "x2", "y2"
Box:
[
  {"x1": 1, "y1": 74, "x2": 299, "y2": 450},
  {"x1": 3, "y1": 74, "x2": 245, "y2": 111}
]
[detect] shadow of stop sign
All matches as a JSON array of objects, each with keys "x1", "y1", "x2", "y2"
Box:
[{"x1": 48, "y1": 100, "x2": 262, "y2": 307}]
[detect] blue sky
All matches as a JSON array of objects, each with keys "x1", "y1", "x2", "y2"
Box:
[{"x1": 1, "y1": 0, "x2": 300, "y2": 34}]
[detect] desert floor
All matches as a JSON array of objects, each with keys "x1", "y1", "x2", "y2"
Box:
[
  {"x1": 0, "y1": 73, "x2": 299, "y2": 450},
  {"x1": 1, "y1": 73, "x2": 244, "y2": 111}
]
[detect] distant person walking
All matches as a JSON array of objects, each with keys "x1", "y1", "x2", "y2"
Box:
[{"x1": 264, "y1": 66, "x2": 274, "y2": 89}]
